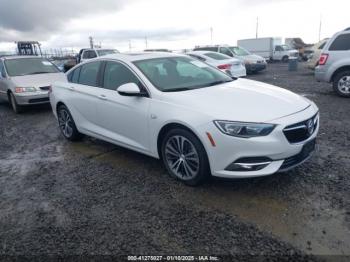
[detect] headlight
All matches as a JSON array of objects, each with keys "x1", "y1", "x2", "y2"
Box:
[
  {"x1": 15, "y1": 87, "x2": 37, "y2": 93},
  {"x1": 214, "y1": 121, "x2": 276, "y2": 138}
]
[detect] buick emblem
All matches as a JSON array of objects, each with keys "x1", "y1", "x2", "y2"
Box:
[{"x1": 307, "y1": 119, "x2": 315, "y2": 135}]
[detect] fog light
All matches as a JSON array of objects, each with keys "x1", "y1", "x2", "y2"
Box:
[{"x1": 225, "y1": 157, "x2": 272, "y2": 172}]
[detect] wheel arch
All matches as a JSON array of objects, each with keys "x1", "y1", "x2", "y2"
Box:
[
  {"x1": 156, "y1": 122, "x2": 208, "y2": 161},
  {"x1": 331, "y1": 66, "x2": 350, "y2": 82}
]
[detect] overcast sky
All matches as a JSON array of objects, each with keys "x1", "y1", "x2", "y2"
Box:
[{"x1": 0, "y1": 0, "x2": 349, "y2": 52}]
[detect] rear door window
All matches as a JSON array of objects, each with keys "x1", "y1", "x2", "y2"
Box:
[
  {"x1": 78, "y1": 61, "x2": 101, "y2": 86},
  {"x1": 329, "y1": 34, "x2": 350, "y2": 51}
]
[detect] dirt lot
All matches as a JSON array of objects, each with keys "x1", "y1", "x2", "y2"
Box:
[{"x1": 0, "y1": 63, "x2": 349, "y2": 261}]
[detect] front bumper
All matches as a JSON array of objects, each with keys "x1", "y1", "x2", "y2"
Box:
[
  {"x1": 246, "y1": 63, "x2": 267, "y2": 72},
  {"x1": 198, "y1": 104, "x2": 319, "y2": 178},
  {"x1": 14, "y1": 91, "x2": 50, "y2": 105}
]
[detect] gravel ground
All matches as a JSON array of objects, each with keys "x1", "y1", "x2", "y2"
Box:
[{"x1": 0, "y1": 63, "x2": 349, "y2": 261}]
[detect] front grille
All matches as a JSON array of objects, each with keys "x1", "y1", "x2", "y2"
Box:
[
  {"x1": 39, "y1": 86, "x2": 50, "y2": 91},
  {"x1": 279, "y1": 139, "x2": 316, "y2": 171},
  {"x1": 28, "y1": 97, "x2": 50, "y2": 104},
  {"x1": 283, "y1": 114, "x2": 318, "y2": 144}
]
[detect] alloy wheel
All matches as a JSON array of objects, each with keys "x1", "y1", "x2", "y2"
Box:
[
  {"x1": 58, "y1": 108, "x2": 74, "y2": 138},
  {"x1": 165, "y1": 135, "x2": 200, "y2": 180},
  {"x1": 338, "y1": 76, "x2": 350, "y2": 95}
]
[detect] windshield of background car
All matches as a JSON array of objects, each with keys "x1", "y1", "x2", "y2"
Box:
[
  {"x1": 4, "y1": 58, "x2": 60, "y2": 77},
  {"x1": 281, "y1": 45, "x2": 291, "y2": 51},
  {"x1": 229, "y1": 47, "x2": 250, "y2": 56},
  {"x1": 134, "y1": 56, "x2": 233, "y2": 92},
  {"x1": 204, "y1": 52, "x2": 231, "y2": 60},
  {"x1": 97, "y1": 50, "x2": 119, "y2": 56}
]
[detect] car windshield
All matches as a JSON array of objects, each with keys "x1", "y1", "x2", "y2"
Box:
[
  {"x1": 134, "y1": 56, "x2": 234, "y2": 92},
  {"x1": 4, "y1": 58, "x2": 60, "y2": 77},
  {"x1": 96, "y1": 49, "x2": 119, "y2": 56},
  {"x1": 229, "y1": 46, "x2": 250, "y2": 56},
  {"x1": 204, "y1": 52, "x2": 231, "y2": 60}
]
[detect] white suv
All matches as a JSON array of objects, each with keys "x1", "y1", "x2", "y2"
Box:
[{"x1": 315, "y1": 28, "x2": 350, "y2": 97}]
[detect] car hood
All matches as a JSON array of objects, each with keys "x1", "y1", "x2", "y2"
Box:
[
  {"x1": 10, "y1": 73, "x2": 67, "y2": 88},
  {"x1": 162, "y1": 78, "x2": 311, "y2": 123}
]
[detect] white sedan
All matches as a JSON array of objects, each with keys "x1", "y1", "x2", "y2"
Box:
[
  {"x1": 50, "y1": 52, "x2": 319, "y2": 186},
  {"x1": 187, "y1": 51, "x2": 246, "y2": 78}
]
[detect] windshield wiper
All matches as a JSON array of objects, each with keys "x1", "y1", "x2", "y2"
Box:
[
  {"x1": 206, "y1": 79, "x2": 234, "y2": 87},
  {"x1": 163, "y1": 87, "x2": 192, "y2": 92},
  {"x1": 28, "y1": 71, "x2": 52, "y2": 75}
]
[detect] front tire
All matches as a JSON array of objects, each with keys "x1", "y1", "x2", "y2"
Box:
[
  {"x1": 57, "y1": 105, "x2": 83, "y2": 141},
  {"x1": 333, "y1": 71, "x2": 350, "y2": 98},
  {"x1": 9, "y1": 92, "x2": 23, "y2": 114},
  {"x1": 282, "y1": 56, "x2": 289, "y2": 63},
  {"x1": 161, "y1": 128, "x2": 210, "y2": 186}
]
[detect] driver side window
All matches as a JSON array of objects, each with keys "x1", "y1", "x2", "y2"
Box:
[
  {"x1": 0, "y1": 61, "x2": 5, "y2": 78},
  {"x1": 275, "y1": 46, "x2": 283, "y2": 51},
  {"x1": 103, "y1": 61, "x2": 142, "y2": 90}
]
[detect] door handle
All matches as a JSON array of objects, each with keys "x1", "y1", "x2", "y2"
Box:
[
  {"x1": 68, "y1": 86, "x2": 75, "y2": 91},
  {"x1": 98, "y1": 94, "x2": 107, "y2": 100}
]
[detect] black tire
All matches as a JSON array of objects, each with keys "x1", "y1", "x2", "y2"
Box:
[
  {"x1": 161, "y1": 128, "x2": 210, "y2": 186},
  {"x1": 333, "y1": 70, "x2": 350, "y2": 98},
  {"x1": 57, "y1": 104, "x2": 83, "y2": 141},
  {"x1": 282, "y1": 56, "x2": 289, "y2": 63},
  {"x1": 8, "y1": 92, "x2": 23, "y2": 114}
]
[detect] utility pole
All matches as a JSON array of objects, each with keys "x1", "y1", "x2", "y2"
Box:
[
  {"x1": 318, "y1": 15, "x2": 322, "y2": 41},
  {"x1": 210, "y1": 27, "x2": 213, "y2": 44},
  {"x1": 129, "y1": 40, "x2": 132, "y2": 51},
  {"x1": 145, "y1": 36, "x2": 148, "y2": 49},
  {"x1": 89, "y1": 36, "x2": 94, "y2": 49},
  {"x1": 256, "y1": 17, "x2": 259, "y2": 38}
]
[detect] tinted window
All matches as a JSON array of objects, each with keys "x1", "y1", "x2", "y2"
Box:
[
  {"x1": 83, "y1": 50, "x2": 97, "y2": 59},
  {"x1": 70, "y1": 67, "x2": 81, "y2": 83},
  {"x1": 204, "y1": 52, "x2": 231, "y2": 60},
  {"x1": 219, "y1": 47, "x2": 233, "y2": 57},
  {"x1": 4, "y1": 58, "x2": 59, "y2": 77},
  {"x1": 134, "y1": 57, "x2": 233, "y2": 92},
  {"x1": 0, "y1": 61, "x2": 5, "y2": 77},
  {"x1": 329, "y1": 34, "x2": 350, "y2": 51},
  {"x1": 78, "y1": 62, "x2": 101, "y2": 86},
  {"x1": 318, "y1": 42, "x2": 327, "y2": 49},
  {"x1": 275, "y1": 46, "x2": 283, "y2": 51},
  {"x1": 103, "y1": 62, "x2": 141, "y2": 90}
]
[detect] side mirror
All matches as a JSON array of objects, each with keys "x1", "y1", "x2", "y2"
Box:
[{"x1": 117, "y1": 83, "x2": 147, "y2": 97}]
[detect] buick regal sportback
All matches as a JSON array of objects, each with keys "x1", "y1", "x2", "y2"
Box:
[{"x1": 50, "y1": 53, "x2": 319, "y2": 186}]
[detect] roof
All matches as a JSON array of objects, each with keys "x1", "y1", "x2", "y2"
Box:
[
  {"x1": 97, "y1": 52, "x2": 186, "y2": 62},
  {"x1": 1, "y1": 55, "x2": 46, "y2": 60}
]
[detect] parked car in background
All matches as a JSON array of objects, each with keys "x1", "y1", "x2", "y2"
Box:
[
  {"x1": 187, "y1": 51, "x2": 246, "y2": 77},
  {"x1": 315, "y1": 28, "x2": 350, "y2": 97},
  {"x1": 144, "y1": 49, "x2": 172, "y2": 52},
  {"x1": 307, "y1": 38, "x2": 329, "y2": 70},
  {"x1": 50, "y1": 52, "x2": 319, "y2": 186},
  {"x1": 0, "y1": 56, "x2": 66, "y2": 113},
  {"x1": 194, "y1": 45, "x2": 266, "y2": 74},
  {"x1": 238, "y1": 38, "x2": 299, "y2": 62},
  {"x1": 77, "y1": 48, "x2": 119, "y2": 63}
]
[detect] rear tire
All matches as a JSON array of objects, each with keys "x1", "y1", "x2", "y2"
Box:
[
  {"x1": 161, "y1": 128, "x2": 210, "y2": 186},
  {"x1": 282, "y1": 56, "x2": 289, "y2": 63},
  {"x1": 333, "y1": 70, "x2": 350, "y2": 98},
  {"x1": 9, "y1": 92, "x2": 23, "y2": 114},
  {"x1": 57, "y1": 104, "x2": 83, "y2": 141}
]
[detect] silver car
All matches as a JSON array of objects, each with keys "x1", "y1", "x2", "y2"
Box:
[
  {"x1": 0, "y1": 56, "x2": 67, "y2": 113},
  {"x1": 315, "y1": 28, "x2": 350, "y2": 97}
]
